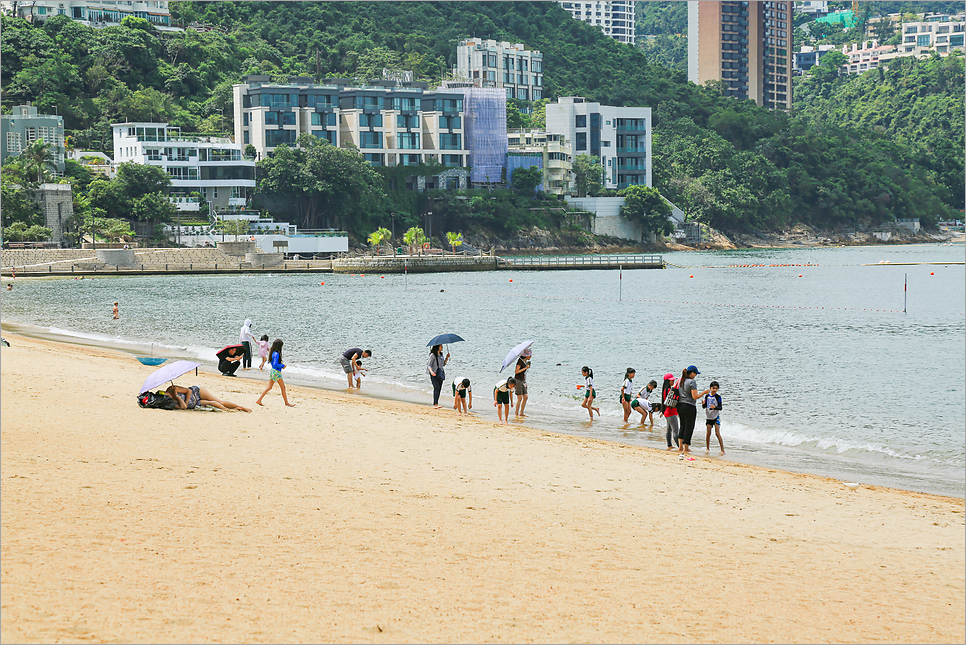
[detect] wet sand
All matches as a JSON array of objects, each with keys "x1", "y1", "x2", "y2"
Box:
[{"x1": 1, "y1": 333, "x2": 963, "y2": 643}]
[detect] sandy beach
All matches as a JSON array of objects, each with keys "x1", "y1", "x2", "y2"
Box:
[{"x1": 1, "y1": 333, "x2": 963, "y2": 644}]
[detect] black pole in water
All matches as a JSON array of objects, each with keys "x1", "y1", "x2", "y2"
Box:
[
  {"x1": 904, "y1": 273, "x2": 907, "y2": 313},
  {"x1": 404, "y1": 259, "x2": 408, "y2": 291},
  {"x1": 619, "y1": 264, "x2": 622, "y2": 301}
]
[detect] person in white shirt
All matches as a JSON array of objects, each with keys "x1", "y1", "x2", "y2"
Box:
[
  {"x1": 493, "y1": 377, "x2": 516, "y2": 424},
  {"x1": 452, "y1": 377, "x2": 473, "y2": 416},
  {"x1": 580, "y1": 366, "x2": 600, "y2": 420},
  {"x1": 620, "y1": 368, "x2": 636, "y2": 422}
]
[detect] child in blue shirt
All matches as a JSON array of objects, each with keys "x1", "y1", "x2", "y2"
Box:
[{"x1": 703, "y1": 380, "x2": 724, "y2": 455}]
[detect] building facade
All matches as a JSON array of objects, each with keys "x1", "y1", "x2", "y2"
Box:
[
  {"x1": 453, "y1": 39, "x2": 544, "y2": 101},
  {"x1": 545, "y1": 97, "x2": 650, "y2": 191},
  {"x1": 112, "y1": 122, "x2": 255, "y2": 213},
  {"x1": 507, "y1": 130, "x2": 573, "y2": 195},
  {"x1": 1, "y1": 0, "x2": 172, "y2": 27},
  {"x1": 898, "y1": 13, "x2": 965, "y2": 56},
  {"x1": 688, "y1": 1, "x2": 793, "y2": 110},
  {"x1": 1, "y1": 105, "x2": 66, "y2": 172},
  {"x1": 233, "y1": 76, "x2": 471, "y2": 180},
  {"x1": 558, "y1": 1, "x2": 636, "y2": 45},
  {"x1": 793, "y1": 44, "x2": 835, "y2": 74}
]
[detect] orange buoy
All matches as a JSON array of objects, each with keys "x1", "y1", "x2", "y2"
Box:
[
  {"x1": 509, "y1": 279, "x2": 513, "y2": 282},
  {"x1": 689, "y1": 275, "x2": 694, "y2": 278},
  {"x1": 930, "y1": 272, "x2": 934, "y2": 275},
  {"x1": 320, "y1": 281, "x2": 325, "y2": 285},
  {"x1": 799, "y1": 274, "x2": 803, "y2": 277}
]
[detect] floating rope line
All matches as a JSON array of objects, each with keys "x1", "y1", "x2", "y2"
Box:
[{"x1": 401, "y1": 287, "x2": 904, "y2": 313}]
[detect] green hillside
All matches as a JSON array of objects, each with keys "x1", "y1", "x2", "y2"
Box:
[{"x1": 1, "y1": 1, "x2": 962, "y2": 238}]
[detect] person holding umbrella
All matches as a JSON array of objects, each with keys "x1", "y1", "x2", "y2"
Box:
[
  {"x1": 427, "y1": 344, "x2": 450, "y2": 408},
  {"x1": 216, "y1": 344, "x2": 243, "y2": 377},
  {"x1": 514, "y1": 349, "x2": 531, "y2": 418}
]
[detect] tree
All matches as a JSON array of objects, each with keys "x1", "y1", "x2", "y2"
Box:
[
  {"x1": 618, "y1": 185, "x2": 673, "y2": 239},
  {"x1": 445, "y1": 231, "x2": 463, "y2": 253},
  {"x1": 93, "y1": 217, "x2": 134, "y2": 242},
  {"x1": 572, "y1": 154, "x2": 604, "y2": 197},
  {"x1": 512, "y1": 166, "x2": 543, "y2": 195},
  {"x1": 217, "y1": 218, "x2": 250, "y2": 241},
  {"x1": 367, "y1": 226, "x2": 391, "y2": 255},
  {"x1": 131, "y1": 192, "x2": 177, "y2": 222},
  {"x1": 402, "y1": 226, "x2": 425, "y2": 255},
  {"x1": 3, "y1": 221, "x2": 52, "y2": 242},
  {"x1": 20, "y1": 140, "x2": 57, "y2": 184}
]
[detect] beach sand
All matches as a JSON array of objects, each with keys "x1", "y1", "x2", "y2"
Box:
[{"x1": 1, "y1": 333, "x2": 963, "y2": 644}]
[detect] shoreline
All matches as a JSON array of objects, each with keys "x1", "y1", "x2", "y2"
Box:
[
  {"x1": 5, "y1": 319, "x2": 962, "y2": 499},
  {"x1": 1, "y1": 331, "x2": 964, "y2": 643}
]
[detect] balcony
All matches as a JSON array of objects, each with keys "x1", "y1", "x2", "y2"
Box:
[{"x1": 617, "y1": 147, "x2": 645, "y2": 153}]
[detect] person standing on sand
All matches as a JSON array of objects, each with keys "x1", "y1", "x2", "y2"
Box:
[
  {"x1": 257, "y1": 335, "x2": 270, "y2": 370},
  {"x1": 256, "y1": 339, "x2": 295, "y2": 407},
  {"x1": 514, "y1": 350, "x2": 531, "y2": 417},
  {"x1": 340, "y1": 348, "x2": 371, "y2": 388},
  {"x1": 677, "y1": 365, "x2": 709, "y2": 454},
  {"x1": 427, "y1": 345, "x2": 449, "y2": 408},
  {"x1": 662, "y1": 372, "x2": 680, "y2": 450},
  {"x1": 239, "y1": 319, "x2": 256, "y2": 370},
  {"x1": 113, "y1": 302, "x2": 119, "y2": 320}
]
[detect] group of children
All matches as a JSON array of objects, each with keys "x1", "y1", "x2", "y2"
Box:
[{"x1": 576, "y1": 366, "x2": 726, "y2": 456}]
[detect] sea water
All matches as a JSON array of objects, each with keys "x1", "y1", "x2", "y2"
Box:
[{"x1": 3, "y1": 244, "x2": 964, "y2": 497}]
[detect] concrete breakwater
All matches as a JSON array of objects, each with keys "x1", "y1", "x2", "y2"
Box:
[{"x1": 2, "y1": 249, "x2": 664, "y2": 276}]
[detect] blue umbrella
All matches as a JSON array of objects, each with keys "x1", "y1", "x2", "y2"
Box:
[{"x1": 427, "y1": 333, "x2": 465, "y2": 347}]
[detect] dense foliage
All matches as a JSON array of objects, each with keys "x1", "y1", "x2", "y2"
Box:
[{"x1": 1, "y1": 1, "x2": 962, "y2": 240}]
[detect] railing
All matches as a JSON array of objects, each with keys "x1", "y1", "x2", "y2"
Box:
[
  {"x1": 506, "y1": 254, "x2": 663, "y2": 268},
  {"x1": 293, "y1": 230, "x2": 349, "y2": 238}
]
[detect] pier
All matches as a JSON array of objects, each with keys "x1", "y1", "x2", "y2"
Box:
[{"x1": 504, "y1": 254, "x2": 665, "y2": 270}]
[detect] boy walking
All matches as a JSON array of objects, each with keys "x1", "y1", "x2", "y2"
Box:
[
  {"x1": 493, "y1": 377, "x2": 516, "y2": 424},
  {"x1": 703, "y1": 381, "x2": 725, "y2": 455}
]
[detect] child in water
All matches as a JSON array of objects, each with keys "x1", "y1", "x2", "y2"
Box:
[
  {"x1": 112, "y1": 301, "x2": 119, "y2": 319},
  {"x1": 703, "y1": 381, "x2": 725, "y2": 455},
  {"x1": 352, "y1": 360, "x2": 367, "y2": 388},
  {"x1": 256, "y1": 339, "x2": 295, "y2": 407},
  {"x1": 620, "y1": 368, "x2": 636, "y2": 422},
  {"x1": 580, "y1": 366, "x2": 599, "y2": 420},
  {"x1": 257, "y1": 334, "x2": 270, "y2": 370}
]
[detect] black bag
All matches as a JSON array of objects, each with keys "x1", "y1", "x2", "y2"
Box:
[
  {"x1": 137, "y1": 390, "x2": 178, "y2": 410},
  {"x1": 663, "y1": 385, "x2": 679, "y2": 408}
]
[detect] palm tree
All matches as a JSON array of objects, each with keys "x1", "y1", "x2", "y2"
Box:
[
  {"x1": 20, "y1": 140, "x2": 56, "y2": 184},
  {"x1": 367, "y1": 227, "x2": 391, "y2": 256},
  {"x1": 446, "y1": 231, "x2": 463, "y2": 254},
  {"x1": 403, "y1": 226, "x2": 425, "y2": 256}
]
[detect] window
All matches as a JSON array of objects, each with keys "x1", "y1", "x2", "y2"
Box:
[
  {"x1": 396, "y1": 114, "x2": 420, "y2": 129},
  {"x1": 364, "y1": 153, "x2": 384, "y2": 166},
  {"x1": 439, "y1": 115, "x2": 461, "y2": 129},
  {"x1": 360, "y1": 113, "x2": 383, "y2": 128},
  {"x1": 439, "y1": 98, "x2": 462, "y2": 112},
  {"x1": 311, "y1": 113, "x2": 323, "y2": 126},
  {"x1": 243, "y1": 113, "x2": 249, "y2": 126},
  {"x1": 917, "y1": 34, "x2": 932, "y2": 47},
  {"x1": 442, "y1": 154, "x2": 462, "y2": 166},
  {"x1": 518, "y1": 88, "x2": 528, "y2": 100},
  {"x1": 282, "y1": 112, "x2": 296, "y2": 126},
  {"x1": 265, "y1": 112, "x2": 279, "y2": 125},
  {"x1": 951, "y1": 34, "x2": 964, "y2": 46},
  {"x1": 354, "y1": 96, "x2": 384, "y2": 110},
  {"x1": 397, "y1": 132, "x2": 420, "y2": 149},
  {"x1": 391, "y1": 97, "x2": 420, "y2": 111},
  {"x1": 440, "y1": 133, "x2": 461, "y2": 150},
  {"x1": 575, "y1": 132, "x2": 587, "y2": 151},
  {"x1": 487, "y1": 53, "x2": 497, "y2": 67},
  {"x1": 266, "y1": 130, "x2": 297, "y2": 147},
  {"x1": 243, "y1": 132, "x2": 250, "y2": 144},
  {"x1": 532, "y1": 60, "x2": 542, "y2": 72},
  {"x1": 575, "y1": 115, "x2": 587, "y2": 128},
  {"x1": 360, "y1": 131, "x2": 383, "y2": 149},
  {"x1": 312, "y1": 130, "x2": 337, "y2": 144}
]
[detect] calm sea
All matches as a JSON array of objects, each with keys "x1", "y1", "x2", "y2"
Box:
[{"x1": 3, "y1": 243, "x2": 964, "y2": 497}]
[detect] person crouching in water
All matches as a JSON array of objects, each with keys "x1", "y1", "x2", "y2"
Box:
[{"x1": 493, "y1": 377, "x2": 517, "y2": 424}]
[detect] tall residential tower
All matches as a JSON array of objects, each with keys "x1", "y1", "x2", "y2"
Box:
[
  {"x1": 687, "y1": 1, "x2": 793, "y2": 109},
  {"x1": 558, "y1": 1, "x2": 636, "y2": 45}
]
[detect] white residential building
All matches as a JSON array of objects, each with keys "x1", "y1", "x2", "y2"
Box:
[
  {"x1": 507, "y1": 130, "x2": 572, "y2": 195},
  {"x1": 897, "y1": 13, "x2": 965, "y2": 56},
  {"x1": 796, "y1": 1, "x2": 828, "y2": 15},
  {"x1": 545, "y1": 97, "x2": 650, "y2": 191},
  {"x1": 558, "y1": 0, "x2": 636, "y2": 45},
  {"x1": 112, "y1": 122, "x2": 255, "y2": 213},
  {"x1": 453, "y1": 39, "x2": 544, "y2": 101},
  {"x1": 1, "y1": 0, "x2": 174, "y2": 28}
]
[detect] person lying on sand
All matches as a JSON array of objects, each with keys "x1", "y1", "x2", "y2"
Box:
[{"x1": 165, "y1": 384, "x2": 251, "y2": 412}]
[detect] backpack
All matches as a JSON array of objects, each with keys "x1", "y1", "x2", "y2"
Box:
[
  {"x1": 663, "y1": 384, "x2": 679, "y2": 408},
  {"x1": 137, "y1": 390, "x2": 178, "y2": 410}
]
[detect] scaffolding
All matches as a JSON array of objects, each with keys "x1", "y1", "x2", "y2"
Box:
[{"x1": 460, "y1": 88, "x2": 507, "y2": 185}]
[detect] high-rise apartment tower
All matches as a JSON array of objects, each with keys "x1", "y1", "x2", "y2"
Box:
[
  {"x1": 558, "y1": 1, "x2": 636, "y2": 45},
  {"x1": 687, "y1": 1, "x2": 793, "y2": 109}
]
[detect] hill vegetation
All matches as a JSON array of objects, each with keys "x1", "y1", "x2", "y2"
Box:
[{"x1": 1, "y1": 1, "x2": 962, "y2": 244}]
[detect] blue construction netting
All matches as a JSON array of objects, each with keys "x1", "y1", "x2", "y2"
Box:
[
  {"x1": 461, "y1": 88, "x2": 508, "y2": 184},
  {"x1": 506, "y1": 153, "x2": 543, "y2": 190}
]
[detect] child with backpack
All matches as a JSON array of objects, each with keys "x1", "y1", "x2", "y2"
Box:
[
  {"x1": 703, "y1": 380, "x2": 725, "y2": 455},
  {"x1": 661, "y1": 372, "x2": 680, "y2": 452}
]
